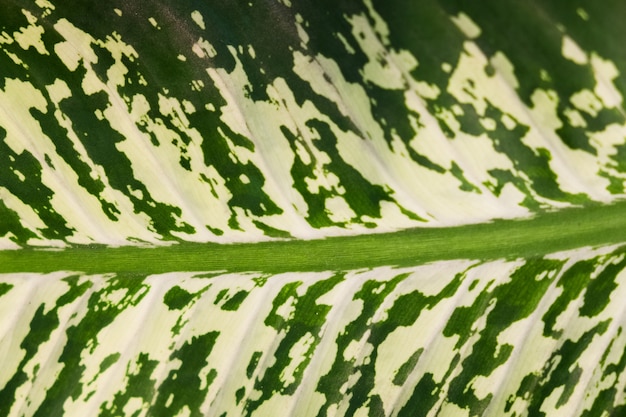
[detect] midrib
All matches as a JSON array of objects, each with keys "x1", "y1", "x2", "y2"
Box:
[{"x1": 2, "y1": 200, "x2": 626, "y2": 274}]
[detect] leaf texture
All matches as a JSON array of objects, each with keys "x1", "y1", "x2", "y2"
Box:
[
  {"x1": 1, "y1": 245, "x2": 626, "y2": 416},
  {"x1": 0, "y1": 0, "x2": 625, "y2": 247},
  {"x1": 1, "y1": 1, "x2": 626, "y2": 416}
]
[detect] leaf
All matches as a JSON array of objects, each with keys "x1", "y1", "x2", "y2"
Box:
[{"x1": 0, "y1": 1, "x2": 625, "y2": 416}]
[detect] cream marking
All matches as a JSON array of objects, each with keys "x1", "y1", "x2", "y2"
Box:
[
  {"x1": 13, "y1": 10, "x2": 49, "y2": 55},
  {"x1": 590, "y1": 53, "x2": 624, "y2": 111},
  {"x1": 192, "y1": 37, "x2": 217, "y2": 59},
  {"x1": 449, "y1": 40, "x2": 612, "y2": 201},
  {"x1": 451, "y1": 12, "x2": 482, "y2": 39},
  {"x1": 562, "y1": 35, "x2": 588, "y2": 65},
  {"x1": 191, "y1": 10, "x2": 206, "y2": 30}
]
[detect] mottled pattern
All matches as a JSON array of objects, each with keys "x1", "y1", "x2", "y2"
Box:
[
  {"x1": 0, "y1": 245, "x2": 625, "y2": 416},
  {"x1": 1, "y1": 0, "x2": 625, "y2": 247},
  {"x1": 2, "y1": 2, "x2": 626, "y2": 416}
]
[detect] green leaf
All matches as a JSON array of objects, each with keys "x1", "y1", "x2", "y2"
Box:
[{"x1": 0, "y1": 1, "x2": 625, "y2": 416}]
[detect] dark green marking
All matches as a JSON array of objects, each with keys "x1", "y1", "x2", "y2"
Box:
[
  {"x1": 163, "y1": 285, "x2": 195, "y2": 310},
  {"x1": 99, "y1": 353, "x2": 159, "y2": 417},
  {"x1": 393, "y1": 349, "x2": 424, "y2": 386},
  {"x1": 98, "y1": 353, "x2": 121, "y2": 374},
  {"x1": 397, "y1": 373, "x2": 441, "y2": 417},
  {"x1": 446, "y1": 258, "x2": 564, "y2": 415},
  {"x1": 245, "y1": 274, "x2": 344, "y2": 414},
  {"x1": 219, "y1": 289, "x2": 249, "y2": 311},
  {"x1": 1, "y1": 0, "x2": 625, "y2": 246},
  {"x1": 30, "y1": 273, "x2": 148, "y2": 417},
  {"x1": 246, "y1": 351, "x2": 263, "y2": 379},
  {"x1": 579, "y1": 248, "x2": 626, "y2": 317},
  {"x1": 315, "y1": 275, "x2": 407, "y2": 417},
  {"x1": 581, "y1": 332, "x2": 626, "y2": 417},
  {"x1": 151, "y1": 332, "x2": 219, "y2": 417},
  {"x1": 509, "y1": 320, "x2": 611, "y2": 416},
  {"x1": 0, "y1": 282, "x2": 13, "y2": 297},
  {"x1": 1, "y1": 2, "x2": 626, "y2": 417},
  {"x1": 0, "y1": 129, "x2": 74, "y2": 241},
  {"x1": 0, "y1": 274, "x2": 92, "y2": 416},
  {"x1": 542, "y1": 259, "x2": 595, "y2": 338}
]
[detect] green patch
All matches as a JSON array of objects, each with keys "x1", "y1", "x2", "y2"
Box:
[
  {"x1": 0, "y1": 282, "x2": 13, "y2": 297},
  {"x1": 164, "y1": 285, "x2": 195, "y2": 310},
  {"x1": 393, "y1": 348, "x2": 424, "y2": 386},
  {"x1": 221, "y1": 289, "x2": 250, "y2": 311}
]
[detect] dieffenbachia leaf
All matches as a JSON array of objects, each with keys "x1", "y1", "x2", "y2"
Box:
[{"x1": 0, "y1": 0, "x2": 625, "y2": 416}]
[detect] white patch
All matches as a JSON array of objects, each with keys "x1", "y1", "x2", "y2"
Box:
[
  {"x1": 501, "y1": 113, "x2": 517, "y2": 130},
  {"x1": 451, "y1": 12, "x2": 482, "y2": 39},
  {"x1": 348, "y1": 14, "x2": 418, "y2": 90},
  {"x1": 148, "y1": 17, "x2": 159, "y2": 29},
  {"x1": 0, "y1": 32, "x2": 13, "y2": 45},
  {"x1": 107, "y1": 91, "x2": 221, "y2": 242},
  {"x1": 0, "y1": 80, "x2": 126, "y2": 246},
  {"x1": 100, "y1": 33, "x2": 138, "y2": 87},
  {"x1": 570, "y1": 89, "x2": 603, "y2": 117},
  {"x1": 239, "y1": 173, "x2": 250, "y2": 184},
  {"x1": 14, "y1": 10, "x2": 49, "y2": 55},
  {"x1": 343, "y1": 331, "x2": 373, "y2": 363},
  {"x1": 562, "y1": 35, "x2": 587, "y2": 65},
  {"x1": 0, "y1": 186, "x2": 47, "y2": 236},
  {"x1": 35, "y1": 0, "x2": 55, "y2": 13},
  {"x1": 526, "y1": 89, "x2": 562, "y2": 146},
  {"x1": 182, "y1": 99, "x2": 195, "y2": 114},
  {"x1": 448, "y1": 42, "x2": 509, "y2": 116},
  {"x1": 296, "y1": 20, "x2": 309, "y2": 47},
  {"x1": 192, "y1": 38, "x2": 217, "y2": 58},
  {"x1": 490, "y1": 51, "x2": 519, "y2": 90},
  {"x1": 438, "y1": 402, "x2": 470, "y2": 417},
  {"x1": 280, "y1": 332, "x2": 315, "y2": 386},
  {"x1": 589, "y1": 122, "x2": 626, "y2": 187},
  {"x1": 191, "y1": 10, "x2": 206, "y2": 30},
  {"x1": 336, "y1": 32, "x2": 355, "y2": 55},
  {"x1": 206, "y1": 53, "x2": 314, "y2": 238},
  {"x1": 122, "y1": 398, "x2": 145, "y2": 416},
  {"x1": 1, "y1": 273, "x2": 90, "y2": 414},
  {"x1": 325, "y1": 196, "x2": 355, "y2": 223},
  {"x1": 480, "y1": 117, "x2": 497, "y2": 131},
  {"x1": 0, "y1": 234, "x2": 20, "y2": 250},
  {"x1": 527, "y1": 89, "x2": 611, "y2": 199},
  {"x1": 81, "y1": 68, "x2": 102, "y2": 95},
  {"x1": 293, "y1": 140, "x2": 311, "y2": 165},
  {"x1": 590, "y1": 53, "x2": 623, "y2": 108},
  {"x1": 158, "y1": 93, "x2": 192, "y2": 129},
  {"x1": 53, "y1": 19, "x2": 99, "y2": 72},
  {"x1": 564, "y1": 107, "x2": 587, "y2": 128},
  {"x1": 363, "y1": 0, "x2": 390, "y2": 41},
  {"x1": 414, "y1": 81, "x2": 440, "y2": 99},
  {"x1": 206, "y1": 71, "x2": 252, "y2": 141},
  {"x1": 53, "y1": 41, "x2": 82, "y2": 72}
]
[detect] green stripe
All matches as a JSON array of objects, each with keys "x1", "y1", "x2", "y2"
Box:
[{"x1": 2, "y1": 200, "x2": 626, "y2": 274}]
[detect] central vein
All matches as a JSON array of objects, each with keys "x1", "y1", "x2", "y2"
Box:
[{"x1": 2, "y1": 201, "x2": 626, "y2": 274}]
